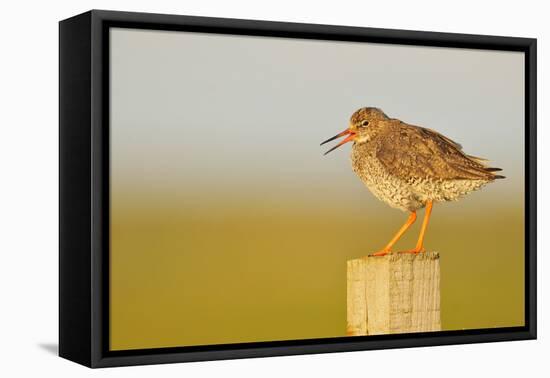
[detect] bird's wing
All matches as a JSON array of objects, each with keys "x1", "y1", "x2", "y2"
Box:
[{"x1": 374, "y1": 122, "x2": 503, "y2": 181}]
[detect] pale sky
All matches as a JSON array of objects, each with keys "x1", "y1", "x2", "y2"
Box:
[{"x1": 110, "y1": 28, "x2": 525, "y2": 209}]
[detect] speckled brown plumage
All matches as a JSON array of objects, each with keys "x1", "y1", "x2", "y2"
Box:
[
  {"x1": 321, "y1": 107, "x2": 504, "y2": 255},
  {"x1": 348, "y1": 107, "x2": 503, "y2": 212}
]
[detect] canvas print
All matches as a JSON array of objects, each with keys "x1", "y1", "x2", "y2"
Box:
[{"x1": 109, "y1": 27, "x2": 524, "y2": 350}]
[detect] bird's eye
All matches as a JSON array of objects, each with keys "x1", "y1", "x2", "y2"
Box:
[{"x1": 361, "y1": 120, "x2": 369, "y2": 127}]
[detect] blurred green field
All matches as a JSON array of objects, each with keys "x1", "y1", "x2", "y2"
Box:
[{"x1": 110, "y1": 196, "x2": 524, "y2": 351}]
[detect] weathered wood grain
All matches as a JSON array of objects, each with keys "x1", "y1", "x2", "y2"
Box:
[{"x1": 347, "y1": 252, "x2": 441, "y2": 335}]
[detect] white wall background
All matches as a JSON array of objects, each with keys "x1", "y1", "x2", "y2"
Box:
[{"x1": 0, "y1": 0, "x2": 546, "y2": 376}]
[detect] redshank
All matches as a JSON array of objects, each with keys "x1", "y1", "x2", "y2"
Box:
[{"x1": 321, "y1": 107, "x2": 504, "y2": 256}]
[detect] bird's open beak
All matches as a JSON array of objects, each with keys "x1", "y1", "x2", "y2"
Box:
[{"x1": 320, "y1": 128, "x2": 356, "y2": 155}]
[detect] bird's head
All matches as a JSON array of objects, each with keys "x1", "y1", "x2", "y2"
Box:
[{"x1": 321, "y1": 107, "x2": 389, "y2": 155}]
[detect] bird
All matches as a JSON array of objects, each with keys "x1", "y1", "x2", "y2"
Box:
[{"x1": 320, "y1": 107, "x2": 504, "y2": 256}]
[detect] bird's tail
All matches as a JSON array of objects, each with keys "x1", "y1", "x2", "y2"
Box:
[{"x1": 485, "y1": 167, "x2": 505, "y2": 179}]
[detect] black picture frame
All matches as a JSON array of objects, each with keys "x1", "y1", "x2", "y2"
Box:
[{"x1": 59, "y1": 9, "x2": 537, "y2": 368}]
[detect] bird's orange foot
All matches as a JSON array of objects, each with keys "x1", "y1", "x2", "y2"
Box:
[
  {"x1": 400, "y1": 247, "x2": 425, "y2": 254},
  {"x1": 370, "y1": 249, "x2": 391, "y2": 257}
]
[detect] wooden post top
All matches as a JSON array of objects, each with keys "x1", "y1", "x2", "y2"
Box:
[
  {"x1": 359, "y1": 251, "x2": 440, "y2": 261},
  {"x1": 347, "y1": 251, "x2": 441, "y2": 336}
]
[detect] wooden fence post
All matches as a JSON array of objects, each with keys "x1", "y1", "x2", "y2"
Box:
[{"x1": 347, "y1": 251, "x2": 441, "y2": 336}]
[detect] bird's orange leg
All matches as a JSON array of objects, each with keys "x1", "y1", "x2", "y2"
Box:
[
  {"x1": 402, "y1": 200, "x2": 433, "y2": 254},
  {"x1": 371, "y1": 211, "x2": 417, "y2": 256}
]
